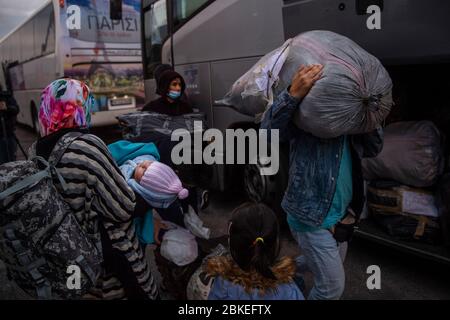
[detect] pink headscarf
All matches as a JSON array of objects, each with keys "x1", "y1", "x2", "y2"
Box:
[{"x1": 39, "y1": 78, "x2": 95, "y2": 136}]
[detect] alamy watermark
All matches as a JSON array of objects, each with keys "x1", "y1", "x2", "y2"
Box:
[
  {"x1": 66, "y1": 265, "x2": 81, "y2": 290},
  {"x1": 366, "y1": 5, "x2": 381, "y2": 30},
  {"x1": 366, "y1": 265, "x2": 381, "y2": 290},
  {"x1": 66, "y1": 5, "x2": 81, "y2": 30},
  {"x1": 170, "y1": 122, "x2": 280, "y2": 176}
]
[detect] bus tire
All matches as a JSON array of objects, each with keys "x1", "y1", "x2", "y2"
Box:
[{"x1": 244, "y1": 143, "x2": 289, "y2": 227}]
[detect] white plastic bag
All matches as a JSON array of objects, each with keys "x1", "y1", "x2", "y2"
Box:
[
  {"x1": 160, "y1": 228, "x2": 198, "y2": 266},
  {"x1": 217, "y1": 39, "x2": 292, "y2": 116},
  {"x1": 184, "y1": 206, "x2": 211, "y2": 239},
  {"x1": 220, "y1": 30, "x2": 393, "y2": 138}
]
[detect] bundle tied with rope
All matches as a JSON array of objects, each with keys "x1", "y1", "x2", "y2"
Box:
[{"x1": 219, "y1": 30, "x2": 393, "y2": 139}]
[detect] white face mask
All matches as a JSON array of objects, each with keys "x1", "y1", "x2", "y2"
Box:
[{"x1": 167, "y1": 90, "x2": 181, "y2": 100}]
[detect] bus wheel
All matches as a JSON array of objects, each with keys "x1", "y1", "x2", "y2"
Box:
[
  {"x1": 244, "y1": 160, "x2": 268, "y2": 203},
  {"x1": 243, "y1": 144, "x2": 289, "y2": 225}
]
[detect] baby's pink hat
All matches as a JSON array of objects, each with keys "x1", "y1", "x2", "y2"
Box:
[{"x1": 140, "y1": 161, "x2": 189, "y2": 199}]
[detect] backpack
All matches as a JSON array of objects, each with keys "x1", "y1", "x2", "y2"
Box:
[
  {"x1": 0, "y1": 132, "x2": 103, "y2": 299},
  {"x1": 186, "y1": 244, "x2": 228, "y2": 300}
]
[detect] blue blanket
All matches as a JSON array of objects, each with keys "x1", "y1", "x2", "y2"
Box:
[
  {"x1": 108, "y1": 140, "x2": 160, "y2": 166},
  {"x1": 108, "y1": 140, "x2": 174, "y2": 245}
]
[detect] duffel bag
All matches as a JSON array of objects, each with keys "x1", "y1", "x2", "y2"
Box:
[
  {"x1": 117, "y1": 111, "x2": 207, "y2": 140},
  {"x1": 362, "y1": 121, "x2": 444, "y2": 188}
]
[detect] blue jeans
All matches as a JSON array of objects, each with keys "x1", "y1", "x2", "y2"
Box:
[{"x1": 290, "y1": 228, "x2": 347, "y2": 300}]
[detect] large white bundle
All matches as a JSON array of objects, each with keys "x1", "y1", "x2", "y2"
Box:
[{"x1": 220, "y1": 30, "x2": 393, "y2": 138}]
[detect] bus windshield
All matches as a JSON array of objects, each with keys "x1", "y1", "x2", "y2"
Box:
[
  {"x1": 173, "y1": 0, "x2": 210, "y2": 29},
  {"x1": 142, "y1": 0, "x2": 212, "y2": 78}
]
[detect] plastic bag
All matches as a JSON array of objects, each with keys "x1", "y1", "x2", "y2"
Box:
[
  {"x1": 220, "y1": 30, "x2": 393, "y2": 138},
  {"x1": 362, "y1": 121, "x2": 444, "y2": 187},
  {"x1": 184, "y1": 205, "x2": 211, "y2": 239},
  {"x1": 117, "y1": 111, "x2": 207, "y2": 140},
  {"x1": 160, "y1": 228, "x2": 198, "y2": 266},
  {"x1": 217, "y1": 39, "x2": 292, "y2": 116}
]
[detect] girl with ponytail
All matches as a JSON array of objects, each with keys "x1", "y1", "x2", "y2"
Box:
[{"x1": 204, "y1": 202, "x2": 304, "y2": 300}]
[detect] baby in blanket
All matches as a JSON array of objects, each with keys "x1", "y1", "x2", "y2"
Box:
[
  {"x1": 108, "y1": 140, "x2": 210, "y2": 245},
  {"x1": 133, "y1": 159, "x2": 189, "y2": 202}
]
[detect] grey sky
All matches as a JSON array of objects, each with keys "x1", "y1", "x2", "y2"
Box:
[{"x1": 0, "y1": 0, "x2": 48, "y2": 39}]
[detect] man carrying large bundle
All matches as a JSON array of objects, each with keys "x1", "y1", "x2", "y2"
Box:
[
  {"x1": 261, "y1": 63, "x2": 384, "y2": 299},
  {"x1": 224, "y1": 30, "x2": 393, "y2": 299}
]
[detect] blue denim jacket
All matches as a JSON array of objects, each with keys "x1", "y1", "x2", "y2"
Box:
[
  {"x1": 208, "y1": 276, "x2": 304, "y2": 300},
  {"x1": 260, "y1": 89, "x2": 383, "y2": 227}
]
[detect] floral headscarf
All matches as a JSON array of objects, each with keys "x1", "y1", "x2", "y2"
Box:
[{"x1": 39, "y1": 79, "x2": 95, "y2": 136}]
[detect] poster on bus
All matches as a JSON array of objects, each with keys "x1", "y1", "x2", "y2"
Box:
[{"x1": 60, "y1": 0, "x2": 144, "y2": 112}]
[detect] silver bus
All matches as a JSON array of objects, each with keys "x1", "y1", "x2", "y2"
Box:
[
  {"x1": 140, "y1": 0, "x2": 450, "y2": 263},
  {"x1": 0, "y1": 0, "x2": 144, "y2": 133}
]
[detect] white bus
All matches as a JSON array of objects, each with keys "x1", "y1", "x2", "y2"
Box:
[
  {"x1": 0, "y1": 0, "x2": 144, "y2": 133},
  {"x1": 141, "y1": 0, "x2": 450, "y2": 264}
]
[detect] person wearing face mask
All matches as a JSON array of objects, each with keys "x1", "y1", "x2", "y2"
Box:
[
  {"x1": 142, "y1": 69, "x2": 193, "y2": 116},
  {"x1": 140, "y1": 68, "x2": 210, "y2": 212}
]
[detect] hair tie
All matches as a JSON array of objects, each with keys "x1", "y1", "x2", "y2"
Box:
[{"x1": 252, "y1": 237, "x2": 264, "y2": 246}]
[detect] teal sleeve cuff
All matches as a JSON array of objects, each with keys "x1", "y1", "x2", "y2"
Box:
[{"x1": 134, "y1": 209, "x2": 154, "y2": 245}]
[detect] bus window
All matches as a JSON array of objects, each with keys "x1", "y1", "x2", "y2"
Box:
[
  {"x1": 33, "y1": 4, "x2": 55, "y2": 57},
  {"x1": 20, "y1": 21, "x2": 35, "y2": 62},
  {"x1": 144, "y1": 0, "x2": 168, "y2": 78},
  {"x1": 173, "y1": 0, "x2": 211, "y2": 30}
]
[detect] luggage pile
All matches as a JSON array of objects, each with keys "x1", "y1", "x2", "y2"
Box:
[
  {"x1": 367, "y1": 181, "x2": 441, "y2": 244},
  {"x1": 361, "y1": 121, "x2": 449, "y2": 246}
]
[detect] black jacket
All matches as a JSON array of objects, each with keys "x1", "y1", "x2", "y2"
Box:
[
  {"x1": 0, "y1": 92, "x2": 19, "y2": 138},
  {"x1": 142, "y1": 69, "x2": 193, "y2": 116},
  {"x1": 142, "y1": 97, "x2": 193, "y2": 116}
]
